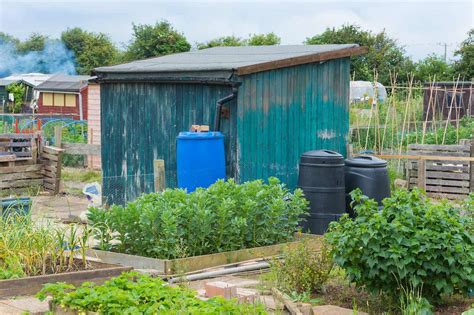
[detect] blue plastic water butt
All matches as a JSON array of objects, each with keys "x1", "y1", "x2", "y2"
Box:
[{"x1": 177, "y1": 132, "x2": 225, "y2": 192}]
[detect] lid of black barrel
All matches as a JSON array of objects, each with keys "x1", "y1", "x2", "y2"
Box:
[
  {"x1": 300, "y1": 150, "x2": 343, "y2": 165},
  {"x1": 345, "y1": 155, "x2": 387, "y2": 168}
]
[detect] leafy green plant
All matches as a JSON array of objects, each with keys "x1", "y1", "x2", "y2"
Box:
[
  {"x1": 326, "y1": 188, "x2": 474, "y2": 302},
  {"x1": 37, "y1": 271, "x2": 267, "y2": 314},
  {"x1": 270, "y1": 239, "x2": 333, "y2": 295},
  {"x1": 398, "y1": 281, "x2": 433, "y2": 315},
  {"x1": 88, "y1": 177, "x2": 308, "y2": 259},
  {"x1": 406, "y1": 116, "x2": 474, "y2": 145},
  {"x1": 42, "y1": 122, "x2": 88, "y2": 166},
  {"x1": 6, "y1": 82, "x2": 25, "y2": 113}
]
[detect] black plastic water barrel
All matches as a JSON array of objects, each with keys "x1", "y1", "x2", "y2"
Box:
[
  {"x1": 344, "y1": 155, "x2": 390, "y2": 216},
  {"x1": 298, "y1": 150, "x2": 345, "y2": 235}
]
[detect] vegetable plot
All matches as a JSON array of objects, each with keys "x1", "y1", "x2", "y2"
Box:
[
  {"x1": 38, "y1": 271, "x2": 267, "y2": 314},
  {"x1": 88, "y1": 178, "x2": 308, "y2": 259},
  {"x1": 0, "y1": 214, "x2": 91, "y2": 279}
]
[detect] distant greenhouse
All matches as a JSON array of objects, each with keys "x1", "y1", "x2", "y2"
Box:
[{"x1": 350, "y1": 81, "x2": 387, "y2": 104}]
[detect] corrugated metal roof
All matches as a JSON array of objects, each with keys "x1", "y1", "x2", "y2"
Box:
[
  {"x1": 0, "y1": 73, "x2": 51, "y2": 87},
  {"x1": 0, "y1": 79, "x2": 18, "y2": 87},
  {"x1": 35, "y1": 74, "x2": 92, "y2": 92},
  {"x1": 95, "y1": 44, "x2": 361, "y2": 75}
]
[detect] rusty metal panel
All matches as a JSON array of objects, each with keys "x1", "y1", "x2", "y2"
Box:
[{"x1": 237, "y1": 58, "x2": 351, "y2": 188}]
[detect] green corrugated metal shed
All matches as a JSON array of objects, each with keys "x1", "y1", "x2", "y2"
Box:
[{"x1": 95, "y1": 45, "x2": 366, "y2": 204}]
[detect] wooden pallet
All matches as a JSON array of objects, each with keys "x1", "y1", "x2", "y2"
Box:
[
  {"x1": 0, "y1": 134, "x2": 62, "y2": 194},
  {"x1": 0, "y1": 133, "x2": 38, "y2": 161},
  {"x1": 407, "y1": 143, "x2": 472, "y2": 199},
  {"x1": 40, "y1": 146, "x2": 63, "y2": 194}
]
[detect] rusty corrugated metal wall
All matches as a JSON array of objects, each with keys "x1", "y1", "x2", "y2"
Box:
[
  {"x1": 101, "y1": 82, "x2": 237, "y2": 204},
  {"x1": 236, "y1": 58, "x2": 351, "y2": 188}
]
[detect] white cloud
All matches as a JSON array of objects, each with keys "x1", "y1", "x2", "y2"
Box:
[{"x1": 0, "y1": 0, "x2": 472, "y2": 60}]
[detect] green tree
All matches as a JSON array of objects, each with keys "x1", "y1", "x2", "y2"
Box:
[
  {"x1": 414, "y1": 54, "x2": 455, "y2": 83},
  {"x1": 197, "y1": 35, "x2": 245, "y2": 49},
  {"x1": 247, "y1": 32, "x2": 281, "y2": 46},
  {"x1": 198, "y1": 33, "x2": 281, "y2": 49},
  {"x1": 0, "y1": 32, "x2": 19, "y2": 46},
  {"x1": 17, "y1": 33, "x2": 47, "y2": 53},
  {"x1": 125, "y1": 21, "x2": 191, "y2": 61},
  {"x1": 454, "y1": 29, "x2": 474, "y2": 80},
  {"x1": 305, "y1": 24, "x2": 413, "y2": 85},
  {"x1": 61, "y1": 28, "x2": 119, "y2": 74},
  {"x1": 6, "y1": 83, "x2": 25, "y2": 113}
]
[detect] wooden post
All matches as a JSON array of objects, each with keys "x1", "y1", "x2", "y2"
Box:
[
  {"x1": 417, "y1": 158, "x2": 426, "y2": 190},
  {"x1": 346, "y1": 143, "x2": 353, "y2": 159},
  {"x1": 54, "y1": 125, "x2": 62, "y2": 148},
  {"x1": 459, "y1": 138, "x2": 474, "y2": 193},
  {"x1": 56, "y1": 150, "x2": 63, "y2": 195},
  {"x1": 31, "y1": 137, "x2": 37, "y2": 164},
  {"x1": 154, "y1": 159, "x2": 166, "y2": 192},
  {"x1": 470, "y1": 138, "x2": 474, "y2": 192}
]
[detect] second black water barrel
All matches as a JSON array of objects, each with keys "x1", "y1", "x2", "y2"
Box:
[
  {"x1": 345, "y1": 155, "x2": 391, "y2": 216},
  {"x1": 298, "y1": 150, "x2": 345, "y2": 235}
]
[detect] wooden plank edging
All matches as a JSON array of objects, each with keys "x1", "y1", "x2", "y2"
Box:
[
  {"x1": 88, "y1": 234, "x2": 322, "y2": 275},
  {"x1": 408, "y1": 144, "x2": 470, "y2": 152},
  {"x1": 0, "y1": 265, "x2": 132, "y2": 297},
  {"x1": 374, "y1": 154, "x2": 474, "y2": 162}
]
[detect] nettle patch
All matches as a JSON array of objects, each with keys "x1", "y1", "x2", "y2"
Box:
[
  {"x1": 88, "y1": 178, "x2": 309, "y2": 259},
  {"x1": 326, "y1": 188, "x2": 474, "y2": 301}
]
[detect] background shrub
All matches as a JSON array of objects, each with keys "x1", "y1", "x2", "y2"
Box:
[
  {"x1": 88, "y1": 177, "x2": 308, "y2": 259},
  {"x1": 325, "y1": 188, "x2": 474, "y2": 301}
]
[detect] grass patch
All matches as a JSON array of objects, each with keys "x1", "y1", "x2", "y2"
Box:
[{"x1": 62, "y1": 168, "x2": 101, "y2": 183}]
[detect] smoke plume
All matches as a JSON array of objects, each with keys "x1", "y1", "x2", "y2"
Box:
[{"x1": 0, "y1": 40, "x2": 76, "y2": 77}]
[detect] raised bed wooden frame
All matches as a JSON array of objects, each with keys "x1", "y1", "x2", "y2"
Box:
[
  {"x1": 0, "y1": 262, "x2": 132, "y2": 298},
  {"x1": 87, "y1": 234, "x2": 322, "y2": 276}
]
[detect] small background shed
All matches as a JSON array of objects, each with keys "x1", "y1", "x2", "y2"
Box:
[
  {"x1": 36, "y1": 74, "x2": 91, "y2": 120},
  {"x1": 0, "y1": 73, "x2": 51, "y2": 111},
  {"x1": 95, "y1": 45, "x2": 366, "y2": 204},
  {"x1": 423, "y1": 81, "x2": 473, "y2": 121}
]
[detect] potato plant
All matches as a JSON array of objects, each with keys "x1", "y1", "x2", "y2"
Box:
[
  {"x1": 37, "y1": 271, "x2": 267, "y2": 314},
  {"x1": 88, "y1": 177, "x2": 308, "y2": 259}
]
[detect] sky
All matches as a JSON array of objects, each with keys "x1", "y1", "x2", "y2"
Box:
[{"x1": 0, "y1": 0, "x2": 472, "y2": 61}]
